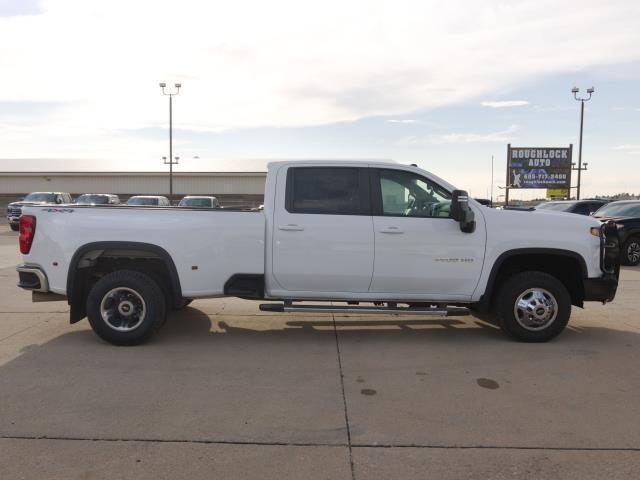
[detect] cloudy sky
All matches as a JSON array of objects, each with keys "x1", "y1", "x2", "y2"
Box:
[{"x1": 1, "y1": 0, "x2": 639, "y2": 199}]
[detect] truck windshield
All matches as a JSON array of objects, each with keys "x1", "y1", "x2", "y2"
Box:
[
  {"x1": 23, "y1": 193, "x2": 56, "y2": 202},
  {"x1": 179, "y1": 198, "x2": 212, "y2": 207},
  {"x1": 536, "y1": 202, "x2": 576, "y2": 212},
  {"x1": 76, "y1": 195, "x2": 110, "y2": 205},
  {"x1": 594, "y1": 202, "x2": 640, "y2": 218},
  {"x1": 127, "y1": 197, "x2": 159, "y2": 206}
]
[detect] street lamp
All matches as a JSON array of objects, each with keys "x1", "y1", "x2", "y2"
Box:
[
  {"x1": 572, "y1": 86, "x2": 594, "y2": 200},
  {"x1": 160, "y1": 82, "x2": 182, "y2": 202}
]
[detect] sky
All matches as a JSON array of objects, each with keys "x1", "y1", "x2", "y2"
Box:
[{"x1": 0, "y1": 0, "x2": 639, "y2": 200}]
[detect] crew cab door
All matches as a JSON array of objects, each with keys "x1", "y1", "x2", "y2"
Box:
[
  {"x1": 369, "y1": 168, "x2": 486, "y2": 298},
  {"x1": 271, "y1": 166, "x2": 374, "y2": 293}
]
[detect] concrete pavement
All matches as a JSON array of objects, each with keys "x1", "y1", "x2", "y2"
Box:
[{"x1": 0, "y1": 224, "x2": 639, "y2": 479}]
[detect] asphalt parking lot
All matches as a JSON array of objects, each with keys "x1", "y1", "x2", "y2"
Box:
[{"x1": 1, "y1": 224, "x2": 639, "y2": 479}]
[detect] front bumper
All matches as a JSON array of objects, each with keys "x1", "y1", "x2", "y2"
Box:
[
  {"x1": 583, "y1": 221, "x2": 620, "y2": 303},
  {"x1": 7, "y1": 217, "x2": 19, "y2": 224},
  {"x1": 16, "y1": 264, "x2": 49, "y2": 292}
]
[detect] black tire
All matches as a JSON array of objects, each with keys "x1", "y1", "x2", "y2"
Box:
[
  {"x1": 10, "y1": 223, "x2": 19, "y2": 231},
  {"x1": 496, "y1": 271, "x2": 571, "y2": 342},
  {"x1": 86, "y1": 270, "x2": 166, "y2": 346},
  {"x1": 621, "y1": 237, "x2": 640, "y2": 266}
]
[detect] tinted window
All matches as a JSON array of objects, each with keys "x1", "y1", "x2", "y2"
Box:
[
  {"x1": 180, "y1": 197, "x2": 213, "y2": 207},
  {"x1": 24, "y1": 193, "x2": 56, "y2": 202},
  {"x1": 536, "y1": 202, "x2": 576, "y2": 212},
  {"x1": 594, "y1": 202, "x2": 640, "y2": 217},
  {"x1": 377, "y1": 169, "x2": 451, "y2": 218},
  {"x1": 287, "y1": 167, "x2": 366, "y2": 215},
  {"x1": 76, "y1": 194, "x2": 110, "y2": 205},
  {"x1": 127, "y1": 197, "x2": 159, "y2": 206},
  {"x1": 572, "y1": 203, "x2": 591, "y2": 215}
]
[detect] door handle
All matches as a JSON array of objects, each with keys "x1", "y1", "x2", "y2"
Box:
[
  {"x1": 279, "y1": 224, "x2": 305, "y2": 231},
  {"x1": 380, "y1": 226, "x2": 404, "y2": 234}
]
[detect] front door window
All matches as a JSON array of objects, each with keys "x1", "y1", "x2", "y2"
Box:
[{"x1": 379, "y1": 169, "x2": 451, "y2": 218}]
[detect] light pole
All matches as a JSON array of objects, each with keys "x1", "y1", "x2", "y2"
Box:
[
  {"x1": 571, "y1": 86, "x2": 594, "y2": 200},
  {"x1": 490, "y1": 155, "x2": 494, "y2": 206},
  {"x1": 160, "y1": 82, "x2": 181, "y2": 203}
]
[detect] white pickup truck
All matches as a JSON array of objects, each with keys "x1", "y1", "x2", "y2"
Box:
[{"x1": 16, "y1": 161, "x2": 620, "y2": 345}]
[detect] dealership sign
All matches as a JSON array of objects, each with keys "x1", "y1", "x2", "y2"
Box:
[
  {"x1": 507, "y1": 145, "x2": 572, "y2": 189},
  {"x1": 546, "y1": 188, "x2": 570, "y2": 199}
]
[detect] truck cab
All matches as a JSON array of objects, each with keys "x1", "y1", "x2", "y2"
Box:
[
  {"x1": 126, "y1": 195, "x2": 171, "y2": 206},
  {"x1": 75, "y1": 194, "x2": 121, "y2": 205},
  {"x1": 178, "y1": 196, "x2": 220, "y2": 208}
]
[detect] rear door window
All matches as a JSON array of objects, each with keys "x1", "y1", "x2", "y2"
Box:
[
  {"x1": 572, "y1": 203, "x2": 591, "y2": 215},
  {"x1": 286, "y1": 167, "x2": 370, "y2": 215}
]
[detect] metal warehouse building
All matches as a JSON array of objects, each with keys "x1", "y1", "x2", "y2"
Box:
[{"x1": 0, "y1": 171, "x2": 267, "y2": 207}]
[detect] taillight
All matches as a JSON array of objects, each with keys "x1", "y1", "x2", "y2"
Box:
[{"x1": 19, "y1": 215, "x2": 36, "y2": 254}]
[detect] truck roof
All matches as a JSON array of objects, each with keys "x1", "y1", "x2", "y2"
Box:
[
  {"x1": 266, "y1": 159, "x2": 458, "y2": 193},
  {"x1": 129, "y1": 195, "x2": 168, "y2": 199},
  {"x1": 28, "y1": 191, "x2": 68, "y2": 195},
  {"x1": 78, "y1": 193, "x2": 116, "y2": 197},
  {"x1": 267, "y1": 159, "x2": 396, "y2": 169}
]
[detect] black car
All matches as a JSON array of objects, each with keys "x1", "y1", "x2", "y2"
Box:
[
  {"x1": 536, "y1": 199, "x2": 609, "y2": 216},
  {"x1": 593, "y1": 200, "x2": 640, "y2": 266}
]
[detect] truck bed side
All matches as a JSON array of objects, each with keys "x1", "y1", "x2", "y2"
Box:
[{"x1": 21, "y1": 205, "x2": 265, "y2": 297}]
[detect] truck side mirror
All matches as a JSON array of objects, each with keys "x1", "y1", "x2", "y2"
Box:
[{"x1": 450, "y1": 190, "x2": 476, "y2": 233}]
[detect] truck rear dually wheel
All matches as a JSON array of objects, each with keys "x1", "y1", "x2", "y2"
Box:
[
  {"x1": 496, "y1": 271, "x2": 570, "y2": 342},
  {"x1": 86, "y1": 270, "x2": 166, "y2": 346}
]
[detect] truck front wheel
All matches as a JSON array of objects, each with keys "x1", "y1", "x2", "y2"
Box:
[
  {"x1": 86, "y1": 270, "x2": 166, "y2": 346},
  {"x1": 496, "y1": 271, "x2": 571, "y2": 342},
  {"x1": 10, "y1": 223, "x2": 19, "y2": 231}
]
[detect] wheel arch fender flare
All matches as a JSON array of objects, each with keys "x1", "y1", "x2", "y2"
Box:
[
  {"x1": 475, "y1": 248, "x2": 588, "y2": 312},
  {"x1": 66, "y1": 241, "x2": 183, "y2": 322}
]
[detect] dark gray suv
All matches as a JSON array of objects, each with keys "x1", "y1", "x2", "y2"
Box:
[{"x1": 536, "y1": 199, "x2": 609, "y2": 216}]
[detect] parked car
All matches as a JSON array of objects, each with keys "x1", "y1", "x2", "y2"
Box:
[
  {"x1": 178, "y1": 196, "x2": 219, "y2": 208},
  {"x1": 6, "y1": 192, "x2": 73, "y2": 231},
  {"x1": 75, "y1": 194, "x2": 121, "y2": 205},
  {"x1": 593, "y1": 200, "x2": 640, "y2": 266},
  {"x1": 126, "y1": 195, "x2": 170, "y2": 206},
  {"x1": 536, "y1": 199, "x2": 609, "y2": 216},
  {"x1": 16, "y1": 161, "x2": 619, "y2": 346}
]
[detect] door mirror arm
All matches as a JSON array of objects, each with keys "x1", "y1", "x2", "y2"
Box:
[{"x1": 450, "y1": 190, "x2": 476, "y2": 233}]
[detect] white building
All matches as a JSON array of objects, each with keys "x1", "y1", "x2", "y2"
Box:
[{"x1": 0, "y1": 170, "x2": 267, "y2": 207}]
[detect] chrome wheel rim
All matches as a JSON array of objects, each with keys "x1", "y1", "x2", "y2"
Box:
[
  {"x1": 100, "y1": 287, "x2": 146, "y2": 332},
  {"x1": 513, "y1": 288, "x2": 558, "y2": 331},
  {"x1": 627, "y1": 242, "x2": 640, "y2": 264}
]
